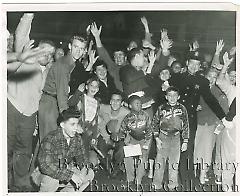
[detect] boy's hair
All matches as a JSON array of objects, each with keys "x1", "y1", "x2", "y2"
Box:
[
  {"x1": 69, "y1": 34, "x2": 87, "y2": 45},
  {"x1": 93, "y1": 59, "x2": 108, "y2": 72},
  {"x1": 128, "y1": 95, "x2": 141, "y2": 105},
  {"x1": 127, "y1": 47, "x2": 142, "y2": 62},
  {"x1": 111, "y1": 89, "x2": 123, "y2": 99},
  {"x1": 166, "y1": 86, "x2": 180, "y2": 95},
  {"x1": 57, "y1": 107, "x2": 81, "y2": 126},
  {"x1": 171, "y1": 60, "x2": 182, "y2": 68},
  {"x1": 86, "y1": 76, "x2": 100, "y2": 86},
  {"x1": 39, "y1": 39, "x2": 56, "y2": 49}
]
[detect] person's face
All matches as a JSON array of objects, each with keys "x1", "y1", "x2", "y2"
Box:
[
  {"x1": 159, "y1": 69, "x2": 171, "y2": 81},
  {"x1": 165, "y1": 91, "x2": 180, "y2": 106},
  {"x1": 133, "y1": 51, "x2": 145, "y2": 69},
  {"x1": 171, "y1": 62, "x2": 182, "y2": 74},
  {"x1": 86, "y1": 80, "x2": 99, "y2": 97},
  {"x1": 204, "y1": 54, "x2": 212, "y2": 63},
  {"x1": 228, "y1": 71, "x2": 236, "y2": 86},
  {"x1": 110, "y1": 94, "x2": 122, "y2": 111},
  {"x1": 61, "y1": 118, "x2": 79, "y2": 138},
  {"x1": 37, "y1": 43, "x2": 55, "y2": 66},
  {"x1": 128, "y1": 41, "x2": 138, "y2": 51},
  {"x1": 95, "y1": 65, "x2": 107, "y2": 80},
  {"x1": 114, "y1": 51, "x2": 126, "y2": 66},
  {"x1": 130, "y1": 99, "x2": 142, "y2": 112},
  {"x1": 187, "y1": 59, "x2": 201, "y2": 74},
  {"x1": 206, "y1": 71, "x2": 217, "y2": 87},
  {"x1": 54, "y1": 48, "x2": 64, "y2": 60},
  {"x1": 69, "y1": 39, "x2": 86, "y2": 61}
]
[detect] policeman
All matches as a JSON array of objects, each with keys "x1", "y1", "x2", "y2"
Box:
[{"x1": 171, "y1": 51, "x2": 226, "y2": 189}]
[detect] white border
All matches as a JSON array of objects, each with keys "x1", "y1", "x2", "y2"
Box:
[{"x1": 1, "y1": 1, "x2": 239, "y2": 196}]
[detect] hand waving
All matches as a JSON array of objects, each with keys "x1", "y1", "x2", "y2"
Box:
[
  {"x1": 223, "y1": 51, "x2": 233, "y2": 67},
  {"x1": 90, "y1": 22, "x2": 102, "y2": 38},
  {"x1": 140, "y1": 16, "x2": 148, "y2": 26},
  {"x1": 215, "y1": 39, "x2": 224, "y2": 55}
]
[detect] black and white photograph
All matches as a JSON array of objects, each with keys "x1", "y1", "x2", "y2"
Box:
[{"x1": 1, "y1": 1, "x2": 239, "y2": 194}]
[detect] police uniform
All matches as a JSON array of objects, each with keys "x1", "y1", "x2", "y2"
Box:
[{"x1": 171, "y1": 68, "x2": 226, "y2": 187}]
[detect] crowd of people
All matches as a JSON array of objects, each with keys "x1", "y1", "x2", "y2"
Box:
[{"x1": 6, "y1": 13, "x2": 236, "y2": 192}]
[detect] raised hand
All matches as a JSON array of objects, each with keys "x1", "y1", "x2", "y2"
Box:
[
  {"x1": 17, "y1": 45, "x2": 48, "y2": 64},
  {"x1": 192, "y1": 40, "x2": 199, "y2": 51},
  {"x1": 229, "y1": 46, "x2": 236, "y2": 56},
  {"x1": 89, "y1": 49, "x2": 99, "y2": 65},
  {"x1": 140, "y1": 16, "x2": 148, "y2": 26},
  {"x1": 90, "y1": 22, "x2": 102, "y2": 38},
  {"x1": 160, "y1": 38, "x2": 173, "y2": 51},
  {"x1": 223, "y1": 51, "x2": 233, "y2": 67},
  {"x1": 160, "y1": 29, "x2": 168, "y2": 40},
  {"x1": 148, "y1": 50, "x2": 156, "y2": 64},
  {"x1": 215, "y1": 39, "x2": 224, "y2": 55}
]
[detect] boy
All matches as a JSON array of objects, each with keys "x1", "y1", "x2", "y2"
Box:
[
  {"x1": 152, "y1": 86, "x2": 189, "y2": 190},
  {"x1": 118, "y1": 95, "x2": 152, "y2": 184}
]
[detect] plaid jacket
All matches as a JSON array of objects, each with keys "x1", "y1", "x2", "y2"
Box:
[{"x1": 38, "y1": 128, "x2": 89, "y2": 182}]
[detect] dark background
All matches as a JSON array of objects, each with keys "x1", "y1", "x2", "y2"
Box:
[{"x1": 7, "y1": 11, "x2": 236, "y2": 59}]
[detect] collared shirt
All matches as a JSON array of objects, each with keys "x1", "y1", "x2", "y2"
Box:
[
  {"x1": 152, "y1": 102, "x2": 189, "y2": 142},
  {"x1": 42, "y1": 53, "x2": 75, "y2": 112},
  {"x1": 38, "y1": 128, "x2": 89, "y2": 182},
  {"x1": 7, "y1": 62, "x2": 43, "y2": 116}
]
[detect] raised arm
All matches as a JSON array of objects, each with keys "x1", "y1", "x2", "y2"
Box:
[
  {"x1": 15, "y1": 13, "x2": 34, "y2": 52},
  {"x1": 91, "y1": 22, "x2": 117, "y2": 76},
  {"x1": 141, "y1": 16, "x2": 152, "y2": 43},
  {"x1": 211, "y1": 40, "x2": 224, "y2": 69},
  {"x1": 216, "y1": 51, "x2": 233, "y2": 95}
]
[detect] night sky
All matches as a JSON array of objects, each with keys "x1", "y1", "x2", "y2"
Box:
[{"x1": 7, "y1": 11, "x2": 236, "y2": 57}]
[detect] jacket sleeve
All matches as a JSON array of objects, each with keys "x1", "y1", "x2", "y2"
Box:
[
  {"x1": 152, "y1": 107, "x2": 162, "y2": 135},
  {"x1": 200, "y1": 78, "x2": 226, "y2": 120},
  {"x1": 97, "y1": 46, "x2": 117, "y2": 77},
  {"x1": 225, "y1": 98, "x2": 236, "y2": 121},
  {"x1": 150, "y1": 53, "x2": 169, "y2": 76},
  {"x1": 38, "y1": 139, "x2": 74, "y2": 182},
  {"x1": 56, "y1": 62, "x2": 70, "y2": 113},
  {"x1": 181, "y1": 105, "x2": 190, "y2": 143},
  {"x1": 145, "y1": 112, "x2": 153, "y2": 140},
  {"x1": 15, "y1": 13, "x2": 33, "y2": 52},
  {"x1": 118, "y1": 115, "x2": 129, "y2": 139},
  {"x1": 68, "y1": 89, "x2": 83, "y2": 107},
  {"x1": 76, "y1": 136, "x2": 90, "y2": 167}
]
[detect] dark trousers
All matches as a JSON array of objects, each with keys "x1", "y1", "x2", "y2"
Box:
[
  {"x1": 96, "y1": 136, "x2": 125, "y2": 171},
  {"x1": 7, "y1": 99, "x2": 36, "y2": 188},
  {"x1": 38, "y1": 94, "x2": 59, "y2": 142},
  {"x1": 179, "y1": 114, "x2": 198, "y2": 188}
]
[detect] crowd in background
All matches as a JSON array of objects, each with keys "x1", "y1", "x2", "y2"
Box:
[{"x1": 6, "y1": 13, "x2": 236, "y2": 192}]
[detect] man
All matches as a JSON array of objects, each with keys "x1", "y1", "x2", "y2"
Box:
[
  {"x1": 90, "y1": 22, "x2": 129, "y2": 91},
  {"x1": 7, "y1": 13, "x2": 56, "y2": 192},
  {"x1": 97, "y1": 90, "x2": 130, "y2": 177},
  {"x1": 38, "y1": 108, "x2": 94, "y2": 192},
  {"x1": 119, "y1": 47, "x2": 155, "y2": 118},
  {"x1": 38, "y1": 35, "x2": 87, "y2": 142},
  {"x1": 93, "y1": 60, "x2": 117, "y2": 104},
  {"x1": 171, "y1": 51, "x2": 226, "y2": 190}
]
